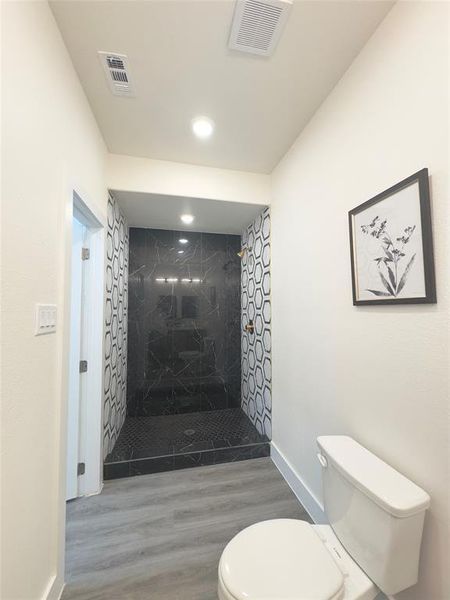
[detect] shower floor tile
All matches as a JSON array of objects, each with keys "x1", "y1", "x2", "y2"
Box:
[{"x1": 104, "y1": 408, "x2": 269, "y2": 479}]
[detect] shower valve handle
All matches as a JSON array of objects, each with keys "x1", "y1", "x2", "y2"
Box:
[{"x1": 244, "y1": 320, "x2": 254, "y2": 334}]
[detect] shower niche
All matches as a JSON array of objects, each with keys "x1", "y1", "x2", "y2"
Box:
[{"x1": 104, "y1": 210, "x2": 271, "y2": 479}]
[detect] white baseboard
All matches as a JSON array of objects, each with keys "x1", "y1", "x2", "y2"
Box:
[
  {"x1": 85, "y1": 481, "x2": 103, "y2": 497},
  {"x1": 270, "y1": 441, "x2": 326, "y2": 524},
  {"x1": 42, "y1": 574, "x2": 64, "y2": 600}
]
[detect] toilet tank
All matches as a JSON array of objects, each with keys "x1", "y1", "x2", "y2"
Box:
[{"x1": 317, "y1": 436, "x2": 430, "y2": 596}]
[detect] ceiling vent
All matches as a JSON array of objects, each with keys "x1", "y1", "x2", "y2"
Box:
[
  {"x1": 228, "y1": 0, "x2": 292, "y2": 57},
  {"x1": 98, "y1": 51, "x2": 134, "y2": 97}
]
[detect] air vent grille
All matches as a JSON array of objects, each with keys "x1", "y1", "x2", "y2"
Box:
[
  {"x1": 111, "y1": 70, "x2": 128, "y2": 83},
  {"x1": 98, "y1": 51, "x2": 134, "y2": 97},
  {"x1": 106, "y1": 56, "x2": 125, "y2": 70},
  {"x1": 229, "y1": 0, "x2": 292, "y2": 57}
]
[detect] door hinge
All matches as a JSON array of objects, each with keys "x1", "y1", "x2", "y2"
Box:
[
  {"x1": 79, "y1": 360, "x2": 88, "y2": 373},
  {"x1": 77, "y1": 462, "x2": 85, "y2": 476},
  {"x1": 81, "y1": 247, "x2": 90, "y2": 260}
]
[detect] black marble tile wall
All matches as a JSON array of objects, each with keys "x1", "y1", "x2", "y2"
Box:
[{"x1": 127, "y1": 228, "x2": 241, "y2": 416}]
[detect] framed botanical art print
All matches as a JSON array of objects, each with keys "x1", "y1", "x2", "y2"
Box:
[{"x1": 348, "y1": 169, "x2": 436, "y2": 305}]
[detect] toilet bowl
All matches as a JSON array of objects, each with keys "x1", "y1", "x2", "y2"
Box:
[
  {"x1": 218, "y1": 519, "x2": 377, "y2": 600},
  {"x1": 218, "y1": 436, "x2": 430, "y2": 600}
]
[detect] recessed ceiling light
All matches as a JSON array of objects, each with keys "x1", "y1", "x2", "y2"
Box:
[
  {"x1": 177, "y1": 250, "x2": 184, "y2": 254},
  {"x1": 179, "y1": 238, "x2": 188, "y2": 244},
  {"x1": 191, "y1": 116, "x2": 214, "y2": 139},
  {"x1": 181, "y1": 214, "x2": 194, "y2": 225}
]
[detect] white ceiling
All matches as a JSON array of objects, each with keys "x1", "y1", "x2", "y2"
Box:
[
  {"x1": 51, "y1": 0, "x2": 393, "y2": 174},
  {"x1": 113, "y1": 190, "x2": 266, "y2": 234}
]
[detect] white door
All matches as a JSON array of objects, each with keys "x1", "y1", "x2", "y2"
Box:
[{"x1": 66, "y1": 217, "x2": 86, "y2": 500}]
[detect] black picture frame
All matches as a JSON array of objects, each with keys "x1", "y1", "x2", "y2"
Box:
[{"x1": 348, "y1": 168, "x2": 436, "y2": 306}]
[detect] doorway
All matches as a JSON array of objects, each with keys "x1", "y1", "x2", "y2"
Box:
[{"x1": 65, "y1": 192, "x2": 105, "y2": 499}]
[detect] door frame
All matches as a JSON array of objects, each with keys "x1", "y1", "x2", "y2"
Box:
[
  {"x1": 66, "y1": 215, "x2": 85, "y2": 500},
  {"x1": 71, "y1": 193, "x2": 105, "y2": 497},
  {"x1": 54, "y1": 184, "x2": 106, "y2": 598}
]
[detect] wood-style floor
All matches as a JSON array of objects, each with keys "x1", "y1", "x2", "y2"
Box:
[{"x1": 63, "y1": 457, "x2": 311, "y2": 600}]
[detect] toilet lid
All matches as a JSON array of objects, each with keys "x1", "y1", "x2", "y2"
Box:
[{"x1": 220, "y1": 519, "x2": 345, "y2": 600}]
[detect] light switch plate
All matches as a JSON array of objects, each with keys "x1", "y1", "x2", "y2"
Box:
[{"x1": 35, "y1": 304, "x2": 57, "y2": 335}]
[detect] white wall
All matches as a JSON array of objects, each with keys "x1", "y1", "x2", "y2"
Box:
[
  {"x1": 271, "y1": 3, "x2": 449, "y2": 600},
  {"x1": 107, "y1": 153, "x2": 271, "y2": 206},
  {"x1": 1, "y1": 2, "x2": 107, "y2": 598}
]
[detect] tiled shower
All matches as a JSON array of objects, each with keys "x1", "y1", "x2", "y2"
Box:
[
  {"x1": 127, "y1": 228, "x2": 241, "y2": 416},
  {"x1": 103, "y1": 195, "x2": 271, "y2": 479}
]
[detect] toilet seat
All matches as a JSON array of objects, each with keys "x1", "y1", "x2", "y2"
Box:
[{"x1": 218, "y1": 519, "x2": 346, "y2": 600}]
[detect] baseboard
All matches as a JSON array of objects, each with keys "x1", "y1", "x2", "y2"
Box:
[
  {"x1": 85, "y1": 481, "x2": 103, "y2": 497},
  {"x1": 42, "y1": 574, "x2": 64, "y2": 600},
  {"x1": 270, "y1": 441, "x2": 326, "y2": 524}
]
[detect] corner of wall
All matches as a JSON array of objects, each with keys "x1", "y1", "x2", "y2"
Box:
[{"x1": 42, "y1": 574, "x2": 64, "y2": 600}]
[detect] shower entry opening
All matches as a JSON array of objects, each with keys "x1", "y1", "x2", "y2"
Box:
[{"x1": 103, "y1": 196, "x2": 271, "y2": 479}]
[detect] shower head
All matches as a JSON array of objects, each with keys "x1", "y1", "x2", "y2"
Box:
[{"x1": 237, "y1": 246, "x2": 251, "y2": 258}]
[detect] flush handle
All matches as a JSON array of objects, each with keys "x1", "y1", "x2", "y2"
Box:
[{"x1": 317, "y1": 453, "x2": 328, "y2": 468}]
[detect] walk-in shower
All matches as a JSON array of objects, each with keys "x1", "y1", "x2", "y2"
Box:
[{"x1": 103, "y1": 194, "x2": 271, "y2": 479}]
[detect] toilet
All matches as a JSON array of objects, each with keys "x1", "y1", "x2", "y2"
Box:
[{"x1": 218, "y1": 436, "x2": 430, "y2": 600}]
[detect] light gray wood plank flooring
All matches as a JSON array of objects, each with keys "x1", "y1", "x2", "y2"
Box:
[{"x1": 63, "y1": 457, "x2": 311, "y2": 600}]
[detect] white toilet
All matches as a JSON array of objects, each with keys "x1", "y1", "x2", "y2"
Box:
[{"x1": 218, "y1": 435, "x2": 430, "y2": 600}]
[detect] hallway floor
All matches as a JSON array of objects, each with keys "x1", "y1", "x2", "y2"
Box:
[
  {"x1": 63, "y1": 458, "x2": 310, "y2": 600},
  {"x1": 104, "y1": 408, "x2": 269, "y2": 479}
]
